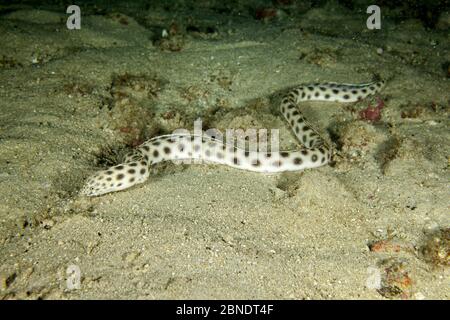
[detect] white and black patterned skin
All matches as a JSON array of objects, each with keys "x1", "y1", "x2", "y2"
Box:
[{"x1": 81, "y1": 80, "x2": 385, "y2": 196}]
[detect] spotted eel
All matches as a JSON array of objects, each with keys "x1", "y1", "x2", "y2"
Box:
[{"x1": 81, "y1": 80, "x2": 385, "y2": 196}]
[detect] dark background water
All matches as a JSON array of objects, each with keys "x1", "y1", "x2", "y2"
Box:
[{"x1": 0, "y1": 0, "x2": 448, "y2": 29}]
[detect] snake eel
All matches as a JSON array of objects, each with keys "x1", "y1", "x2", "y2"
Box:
[{"x1": 81, "y1": 80, "x2": 385, "y2": 196}]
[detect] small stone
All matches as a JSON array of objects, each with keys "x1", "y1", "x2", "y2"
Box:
[
  {"x1": 414, "y1": 292, "x2": 425, "y2": 300},
  {"x1": 122, "y1": 251, "x2": 140, "y2": 264},
  {"x1": 41, "y1": 219, "x2": 55, "y2": 229},
  {"x1": 0, "y1": 273, "x2": 7, "y2": 290},
  {"x1": 221, "y1": 234, "x2": 235, "y2": 246},
  {"x1": 0, "y1": 272, "x2": 17, "y2": 289},
  {"x1": 269, "y1": 186, "x2": 287, "y2": 200},
  {"x1": 423, "y1": 220, "x2": 440, "y2": 235}
]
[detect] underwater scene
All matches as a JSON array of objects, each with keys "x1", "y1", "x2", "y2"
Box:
[{"x1": 0, "y1": 0, "x2": 448, "y2": 299}]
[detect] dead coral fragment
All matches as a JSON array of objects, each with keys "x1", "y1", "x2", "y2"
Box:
[
  {"x1": 377, "y1": 258, "x2": 413, "y2": 299},
  {"x1": 400, "y1": 101, "x2": 444, "y2": 119},
  {"x1": 369, "y1": 240, "x2": 405, "y2": 253},
  {"x1": 420, "y1": 227, "x2": 449, "y2": 267},
  {"x1": 154, "y1": 23, "x2": 185, "y2": 52},
  {"x1": 401, "y1": 107, "x2": 423, "y2": 119},
  {"x1": 368, "y1": 228, "x2": 415, "y2": 254}
]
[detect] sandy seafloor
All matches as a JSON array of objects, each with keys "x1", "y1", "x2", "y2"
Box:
[{"x1": 0, "y1": 1, "x2": 449, "y2": 299}]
